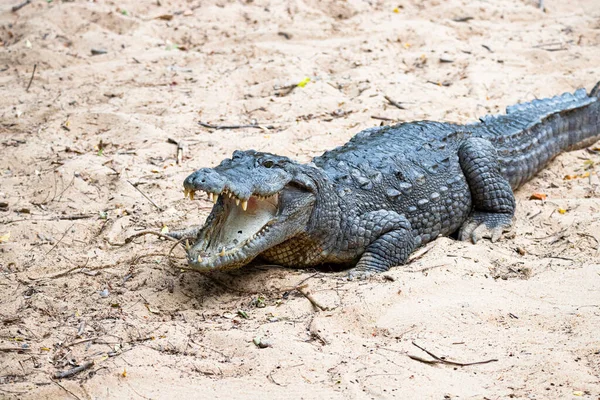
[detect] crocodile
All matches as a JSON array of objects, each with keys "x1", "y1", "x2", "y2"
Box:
[{"x1": 172, "y1": 82, "x2": 600, "y2": 279}]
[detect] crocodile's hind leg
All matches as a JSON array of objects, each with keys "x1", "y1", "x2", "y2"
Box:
[
  {"x1": 458, "y1": 137, "x2": 516, "y2": 243},
  {"x1": 346, "y1": 211, "x2": 416, "y2": 279}
]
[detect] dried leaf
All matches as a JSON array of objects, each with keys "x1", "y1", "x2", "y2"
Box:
[
  {"x1": 529, "y1": 193, "x2": 547, "y2": 201},
  {"x1": 145, "y1": 304, "x2": 160, "y2": 314},
  {"x1": 0, "y1": 232, "x2": 10, "y2": 243},
  {"x1": 156, "y1": 14, "x2": 173, "y2": 21},
  {"x1": 564, "y1": 171, "x2": 591, "y2": 180},
  {"x1": 557, "y1": 208, "x2": 567, "y2": 214}
]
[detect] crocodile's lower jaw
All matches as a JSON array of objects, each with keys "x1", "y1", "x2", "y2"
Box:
[{"x1": 187, "y1": 193, "x2": 280, "y2": 270}]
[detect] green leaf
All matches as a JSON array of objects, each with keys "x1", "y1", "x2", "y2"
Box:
[{"x1": 297, "y1": 77, "x2": 311, "y2": 88}]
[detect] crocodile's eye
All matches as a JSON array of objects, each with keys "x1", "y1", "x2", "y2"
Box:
[{"x1": 262, "y1": 160, "x2": 274, "y2": 168}]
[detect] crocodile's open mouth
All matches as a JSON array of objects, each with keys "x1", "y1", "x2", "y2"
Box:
[
  {"x1": 183, "y1": 185, "x2": 306, "y2": 270},
  {"x1": 180, "y1": 151, "x2": 318, "y2": 271}
]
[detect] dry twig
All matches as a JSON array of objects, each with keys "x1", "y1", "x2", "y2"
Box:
[
  {"x1": 167, "y1": 236, "x2": 189, "y2": 265},
  {"x1": 31, "y1": 259, "x2": 115, "y2": 280},
  {"x1": 453, "y1": 16, "x2": 473, "y2": 22},
  {"x1": 1, "y1": 315, "x2": 22, "y2": 325},
  {"x1": 127, "y1": 180, "x2": 163, "y2": 211},
  {"x1": 45, "y1": 223, "x2": 74, "y2": 256},
  {"x1": 297, "y1": 287, "x2": 329, "y2": 311},
  {"x1": 108, "y1": 230, "x2": 179, "y2": 247},
  {"x1": 65, "y1": 337, "x2": 99, "y2": 348},
  {"x1": 26, "y1": 64, "x2": 37, "y2": 91},
  {"x1": 407, "y1": 241, "x2": 437, "y2": 263},
  {"x1": 371, "y1": 116, "x2": 395, "y2": 121},
  {"x1": 407, "y1": 264, "x2": 447, "y2": 273},
  {"x1": 198, "y1": 121, "x2": 275, "y2": 130},
  {"x1": 0, "y1": 347, "x2": 31, "y2": 353},
  {"x1": 383, "y1": 95, "x2": 406, "y2": 110},
  {"x1": 53, "y1": 381, "x2": 82, "y2": 400},
  {"x1": 409, "y1": 342, "x2": 498, "y2": 367},
  {"x1": 11, "y1": 0, "x2": 31, "y2": 12},
  {"x1": 54, "y1": 360, "x2": 94, "y2": 379},
  {"x1": 167, "y1": 138, "x2": 184, "y2": 165}
]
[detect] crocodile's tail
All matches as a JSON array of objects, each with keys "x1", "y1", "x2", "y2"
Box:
[
  {"x1": 591, "y1": 81, "x2": 600, "y2": 98},
  {"x1": 474, "y1": 82, "x2": 600, "y2": 189}
]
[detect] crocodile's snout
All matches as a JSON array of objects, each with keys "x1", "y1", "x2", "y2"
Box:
[
  {"x1": 183, "y1": 170, "x2": 249, "y2": 210},
  {"x1": 184, "y1": 168, "x2": 226, "y2": 195},
  {"x1": 182, "y1": 150, "x2": 298, "y2": 205}
]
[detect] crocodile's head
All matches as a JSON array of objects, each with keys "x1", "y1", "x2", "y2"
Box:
[{"x1": 182, "y1": 150, "x2": 318, "y2": 270}]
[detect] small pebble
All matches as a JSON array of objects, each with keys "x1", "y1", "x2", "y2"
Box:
[{"x1": 253, "y1": 336, "x2": 272, "y2": 348}]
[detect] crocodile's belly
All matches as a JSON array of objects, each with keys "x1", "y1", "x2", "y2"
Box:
[{"x1": 261, "y1": 233, "x2": 328, "y2": 268}]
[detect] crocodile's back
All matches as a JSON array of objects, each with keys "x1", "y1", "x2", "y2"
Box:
[
  {"x1": 314, "y1": 121, "x2": 463, "y2": 174},
  {"x1": 313, "y1": 121, "x2": 472, "y2": 242},
  {"x1": 313, "y1": 121, "x2": 464, "y2": 201}
]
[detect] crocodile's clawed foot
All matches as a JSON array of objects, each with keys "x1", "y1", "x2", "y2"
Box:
[
  {"x1": 458, "y1": 212, "x2": 513, "y2": 244},
  {"x1": 346, "y1": 256, "x2": 389, "y2": 281},
  {"x1": 346, "y1": 268, "x2": 376, "y2": 281}
]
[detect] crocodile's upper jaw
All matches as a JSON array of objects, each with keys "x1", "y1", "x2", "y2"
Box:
[{"x1": 184, "y1": 184, "x2": 314, "y2": 270}]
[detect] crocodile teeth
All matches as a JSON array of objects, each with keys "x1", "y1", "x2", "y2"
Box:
[
  {"x1": 189, "y1": 191, "x2": 195, "y2": 200},
  {"x1": 236, "y1": 198, "x2": 240, "y2": 206},
  {"x1": 241, "y1": 200, "x2": 248, "y2": 211},
  {"x1": 212, "y1": 194, "x2": 219, "y2": 204},
  {"x1": 228, "y1": 192, "x2": 232, "y2": 198},
  {"x1": 208, "y1": 193, "x2": 214, "y2": 202},
  {"x1": 219, "y1": 248, "x2": 226, "y2": 256}
]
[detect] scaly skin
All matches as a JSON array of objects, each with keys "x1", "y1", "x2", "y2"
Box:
[{"x1": 171, "y1": 82, "x2": 600, "y2": 278}]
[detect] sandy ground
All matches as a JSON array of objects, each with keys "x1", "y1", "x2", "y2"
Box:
[{"x1": 1, "y1": 0, "x2": 599, "y2": 398}]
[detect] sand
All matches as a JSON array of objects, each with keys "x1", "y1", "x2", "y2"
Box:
[{"x1": 1, "y1": 0, "x2": 599, "y2": 398}]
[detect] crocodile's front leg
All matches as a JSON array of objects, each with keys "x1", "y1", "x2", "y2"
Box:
[
  {"x1": 344, "y1": 210, "x2": 416, "y2": 279},
  {"x1": 458, "y1": 137, "x2": 516, "y2": 243}
]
